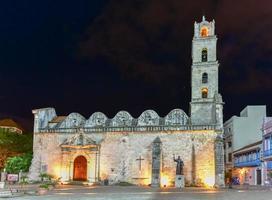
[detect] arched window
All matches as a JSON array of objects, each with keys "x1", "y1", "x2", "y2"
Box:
[
  {"x1": 202, "y1": 88, "x2": 208, "y2": 98},
  {"x1": 202, "y1": 73, "x2": 208, "y2": 83},
  {"x1": 202, "y1": 48, "x2": 207, "y2": 62},
  {"x1": 201, "y1": 26, "x2": 208, "y2": 37}
]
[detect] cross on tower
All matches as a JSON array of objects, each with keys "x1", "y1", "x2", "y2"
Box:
[{"x1": 136, "y1": 156, "x2": 144, "y2": 171}]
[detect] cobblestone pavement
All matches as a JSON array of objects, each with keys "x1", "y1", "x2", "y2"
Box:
[{"x1": 4, "y1": 185, "x2": 272, "y2": 200}]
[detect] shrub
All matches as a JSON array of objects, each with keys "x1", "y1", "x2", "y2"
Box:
[
  {"x1": 4, "y1": 153, "x2": 32, "y2": 173},
  {"x1": 0, "y1": 130, "x2": 33, "y2": 170},
  {"x1": 39, "y1": 183, "x2": 49, "y2": 189},
  {"x1": 39, "y1": 173, "x2": 54, "y2": 182}
]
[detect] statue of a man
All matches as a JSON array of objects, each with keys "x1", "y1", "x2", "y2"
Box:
[{"x1": 173, "y1": 155, "x2": 184, "y2": 175}]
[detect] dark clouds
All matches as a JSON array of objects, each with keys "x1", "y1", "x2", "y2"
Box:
[
  {"x1": 1, "y1": 0, "x2": 272, "y2": 129},
  {"x1": 216, "y1": 0, "x2": 272, "y2": 93},
  {"x1": 80, "y1": 0, "x2": 272, "y2": 93}
]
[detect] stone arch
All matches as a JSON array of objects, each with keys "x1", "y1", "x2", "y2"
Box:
[
  {"x1": 58, "y1": 113, "x2": 86, "y2": 128},
  {"x1": 202, "y1": 88, "x2": 208, "y2": 98},
  {"x1": 112, "y1": 111, "x2": 133, "y2": 127},
  {"x1": 137, "y1": 110, "x2": 160, "y2": 126},
  {"x1": 73, "y1": 155, "x2": 87, "y2": 181},
  {"x1": 200, "y1": 26, "x2": 209, "y2": 37},
  {"x1": 85, "y1": 112, "x2": 108, "y2": 127},
  {"x1": 202, "y1": 48, "x2": 208, "y2": 62},
  {"x1": 165, "y1": 109, "x2": 189, "y2": 125},
  {"x1": 202, "y1": 72, "x2": 208, "y2": 83}
]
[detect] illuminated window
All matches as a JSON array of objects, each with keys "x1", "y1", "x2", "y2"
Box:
[
  {"x1": 201, "y1": 26, "x2": 208, "y2": 37},
  {"x1": 202, "y1": 88, "x2": 208, "y2": 98},
  {"x1": 202, "y1": 48, "x2": 207, "y2": 62},
  {"x1": 202, "y1": 73, "x2": 208, "y2": 83}
]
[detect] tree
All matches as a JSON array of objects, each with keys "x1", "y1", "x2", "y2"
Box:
[
  {"x1": 4, "y1": 153, "x2": 33, "y2": 173},
  {"x1": 0, "y1": 129, "x2": 33, "y2": 170}
]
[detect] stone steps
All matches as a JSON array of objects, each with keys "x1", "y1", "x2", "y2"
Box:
[
  {"x1": 66, "y1": 181, "x2": 90, "y2": 185},
  {"x1": 0, "y1": 189, "x2": 13, "y2": 198}
]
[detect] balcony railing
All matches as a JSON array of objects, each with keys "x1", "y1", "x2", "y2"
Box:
[
  {"x1": 263, "y1": 149, "x2": 272, "y2": 158},
  {"x1": 267, "y1": 161, "x2": 272, "y2": 170},
  {"x1": 234, "y1": 159, "x2": 261, "y2": 167}
]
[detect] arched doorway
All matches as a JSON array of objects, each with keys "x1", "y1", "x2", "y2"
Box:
[{"x1": 73, "y1": 155, "x2": 87, "y2": 181}]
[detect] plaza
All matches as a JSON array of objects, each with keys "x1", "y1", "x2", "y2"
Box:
[{"x1": 3, "y1": 185, "x2": 272, "y2": 200}]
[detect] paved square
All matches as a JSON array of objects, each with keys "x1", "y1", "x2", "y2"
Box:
[{"x1": 6, "y1": 185, "x2": 272, "y2": 200}]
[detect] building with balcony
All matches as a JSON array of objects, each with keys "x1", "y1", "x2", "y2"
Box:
[
  {"x1": 262, "y1": 117, "x2": 272, "y2": 184},
  {"x1": 232, "y1": 141, "x2": 262, "y2": 185},
  {"x1": 224, "y1": 105, "x2": 266, "y2": 184}
]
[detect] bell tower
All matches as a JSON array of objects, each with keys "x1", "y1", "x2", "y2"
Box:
[{"x1": 190, "y1": 16, "x2": 223, "y2": 126}]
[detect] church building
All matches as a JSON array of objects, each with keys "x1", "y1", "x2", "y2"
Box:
[{"x1": 29, "y1": 16, "x2": 225, "y2": 187}]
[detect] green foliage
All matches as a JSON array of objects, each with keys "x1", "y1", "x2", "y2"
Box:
[
  {"x1": 0, "y1": 129, "x2": 33, "y2": 170},
  {"x1": 0, "y1": 129, "x2": 33, "y2": 153},
  {"x1": 4, "y1": 153, "x2": 33, "y2": 173},
  {"x1": 20, "y1": 176, "x2": 29, "y2": 186},
  {"x1": 39, "y1": 183, "x2": 49, "y2": 189},
  {"x1": 39, "y1": 173, "x2": 54, "y2": 182}
]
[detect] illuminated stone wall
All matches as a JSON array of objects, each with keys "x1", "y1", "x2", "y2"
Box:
[
  {"x1": 99, "y1": 130, "x2": 216, "y2": 186},
  {"x1": 29, "y1": 130, "x2": 217, "y2": 187}
]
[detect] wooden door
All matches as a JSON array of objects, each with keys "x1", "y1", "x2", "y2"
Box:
[{"x1": 73, "y1": 156, "x2": 87, "y2": 181}]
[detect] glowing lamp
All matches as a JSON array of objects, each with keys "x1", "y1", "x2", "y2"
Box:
[
  {"x1": 161, "y1": 175, "x2": 169, "y2": 187},
  {"x1": 204, "y1": 176, "x2": 215, "y2": 187}
]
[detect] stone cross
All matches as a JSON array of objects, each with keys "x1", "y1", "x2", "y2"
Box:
[{"x1": 136, "y1": 156, "x2": 144, "y2": 171}]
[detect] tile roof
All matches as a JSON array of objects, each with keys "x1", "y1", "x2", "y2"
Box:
[
  {"x1": 0, "y1": 118, "x2": 24, "y2": 131},
  {"x1": 50, "y1": 116, "x2": 66, "y2": 123}
]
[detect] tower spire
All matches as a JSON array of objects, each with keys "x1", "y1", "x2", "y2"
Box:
[{"x1": 202, "y1": 15, "x2": 206, "y2": 21}]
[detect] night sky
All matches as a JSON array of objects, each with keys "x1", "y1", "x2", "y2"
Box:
[{"x1": 1, "y1": 0, "x2": 272, "y2": 131}]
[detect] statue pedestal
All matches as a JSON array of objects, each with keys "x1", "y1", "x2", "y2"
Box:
[
  {"x1": 175, "y1": 175, "x2": 185, "y2": 188},
  {"x1": 0, "y1": 182, "x2": 5, "y2": 189},
  {"x1": 1, "y1": 172, "x2": 7, "y2": 182}
]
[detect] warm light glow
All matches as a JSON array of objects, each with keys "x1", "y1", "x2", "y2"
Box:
[
  {"x1": 60, "y1": 181, "x2": 69, "y2": 185},
  {"x1": 204, "y1": 176, "x2": 215, "y2": 187},
  {"x1": 161, "y1": 174, "x2": 170, "y2": 187},
  {"x1": 197, "y1": 160, "x2": 215, "y2": 187},
  {"x1": 202, "y1": 88, "x2": 208, "y2": 98},
  {"x1": 52, "y1": 164, "x2": 68, "y2": 181},
  {"x1": 239, "y1": 168, "x2": 248, "y2": 175},
  {"x1": 52, "y1": 165, "x2": 61, "y2": 177},
  {"x1": 201, "y1": 26, "x2": 209, "y2": 37}
]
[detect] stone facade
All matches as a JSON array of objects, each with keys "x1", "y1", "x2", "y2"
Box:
[{"x1": 29, "y1": 16, "x2": 224, "y2": 187}]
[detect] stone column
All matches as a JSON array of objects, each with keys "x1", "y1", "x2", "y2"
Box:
[
  {"x1": 151, "y1": 137, "x2": 162, "y2": 187},
  {"x1": 214, "y1": 134, "x2": 225, "y2": 187}
]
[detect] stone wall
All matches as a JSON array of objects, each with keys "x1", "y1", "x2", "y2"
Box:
[{"x1": 29, "y1": 130, "x2": 218, "y2": 187}]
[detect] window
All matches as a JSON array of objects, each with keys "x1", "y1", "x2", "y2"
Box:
[
  {"x1": 202, "y1": 73, "x2": 208, "y2": 83},
  {"x1": 41, "y1": 165, "x2": 48, "y2": 173},
  {"x1": 201, "y1": 26, "x2": 208, "y2": 37},
  {"x1": 202, "y1": 48, "x2": 208, "y2": 62},
  {"x1": 228, "y1": 153, "x2": 232, "y2": 162},
  {"x1": 201, "y1": 88, "x2": 208, "y2": 98},
  {"x1": 228, "y1": 141, "x2": 232, "y2": 148}
]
